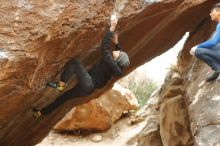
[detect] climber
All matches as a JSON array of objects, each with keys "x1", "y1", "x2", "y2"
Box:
[
  {"x1": 32, "y1": 14, "x2": 130, "y2": 119},
  {"x1": 190, "y1": 3, "x2": 220, "y2": 82}
]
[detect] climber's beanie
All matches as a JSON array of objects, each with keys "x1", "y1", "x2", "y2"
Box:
[{"x1": 116, "y1": 51, "x2": 130, "y2": 68}]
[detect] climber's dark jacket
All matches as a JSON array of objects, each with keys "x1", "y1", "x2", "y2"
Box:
[{"x1": 88, "y1": 30, "x2": 123, "y2": 89}]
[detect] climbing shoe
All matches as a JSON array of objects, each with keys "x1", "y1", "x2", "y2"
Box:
[
  {"x1": 206, "y1": 71, "x2": 219, "y2": 82},
  {"x1": 32, "y1": 108, "x2": 42, "y2": 119},
  {"x1": 47, "y1": 81, "x2": 65, "y2": 91}
]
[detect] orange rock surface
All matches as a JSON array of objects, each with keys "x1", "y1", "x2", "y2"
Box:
[{"x1": 0, "y1": 0, "x2": 218, "y2": 145}]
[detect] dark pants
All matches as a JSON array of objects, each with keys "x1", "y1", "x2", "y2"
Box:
[
  {"x1": 195, "y1": 45, "x2": 220, "y2": 71},
  {"x1": 41, "y1": 59, "x2": 95, "y2": 115}
]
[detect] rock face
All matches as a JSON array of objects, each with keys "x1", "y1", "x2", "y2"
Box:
[
  {"x1": 135, "y1": 74, "x2": 193, "y2": 146},
  {"x1": 0, "y1": 0, "x2": 219, "y2": 146},
  {"x1": 158, "y1": 77, "x2": 193, "y2": 146},
  {"x1": 135, "y1": 93, "x2": 163, "y2": 146},
  {"x1": 187, "y1": 62, "x2": 220, "y2": 145},
  {"x1": 54, "y1": 83, "x2": 138, "y2": 132},
  {"x1": 176, "y1": 16, "x2": 220, "y2": 146},
  {"x1": 135, "y1": 10, "x2": 220, "y2": 146}
]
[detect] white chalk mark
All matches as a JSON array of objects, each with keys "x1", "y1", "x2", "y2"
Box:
[
  {"x1": 212, "y1": 95, "x2": 220, "y2": 101},
  {"x1": 144, "y1": 0, "x2": 161, "y2": 3},
  {"x1": 111, "y1": 12, "x2": 117, "y2": 21},
  {"x1": 0, "y1": 51, "x2": 8, "y2": 58},
  {"x1": 18, "y1": 0, "x2": 33, "y2": 10}
]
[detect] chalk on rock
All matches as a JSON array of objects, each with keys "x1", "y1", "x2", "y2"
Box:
[
  {"x1": 111, "y1": 12, "x2": 117, "y2": 21},
  {"x1": 91, "y1": 134, "x2": 103, "y2": 142}
]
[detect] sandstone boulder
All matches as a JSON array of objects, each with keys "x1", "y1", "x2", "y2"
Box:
[
  {"x1": 0, "y1": 0, "x2": 219, "y2": 145},
  {"x1": 136, "y1": 93, "x2": 163, "y2": 146},
  {"x1": 135, "y1": 11, "x2": 219, "y2": 146},
  {"x1": 54, "y1": 83, "x2": 138, "y2": 132},
  {"x1": 187, "y1": 62, "x2": 220, "y2": 145}
]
